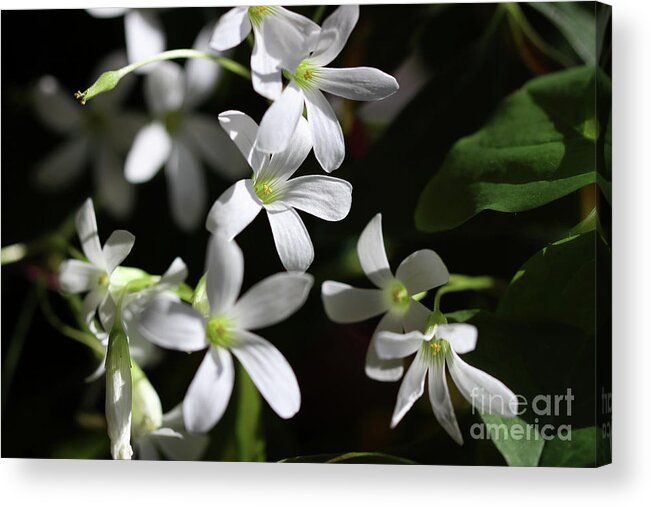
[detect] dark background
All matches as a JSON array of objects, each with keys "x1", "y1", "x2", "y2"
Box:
[{"x1": 1, "y1": 4, "x2": 603, "y2": 462}]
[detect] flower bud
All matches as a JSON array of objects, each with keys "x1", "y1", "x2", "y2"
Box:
[{"x1": 105, "y1": 328, "x2": 133, "y2": 459}]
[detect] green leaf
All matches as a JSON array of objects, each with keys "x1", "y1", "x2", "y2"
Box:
[
  {"x1": 279, "y1": 452, "x2": 416, "y2": 464},
  {"x1": 539, "y1": 426, "x2": 600, "y2": 467},
  {"x1": 497, "y1": 231, "x2": 603, "y2": 335},
  {"x1": 529, "y1": 2, "x2": 596, "y2": 64},
  {"x1": 479, "y1": 414, "x2": 544, "y2": 466},
  {"x1": 415, "y1": 66, "x2": 609, "y2": 232}
]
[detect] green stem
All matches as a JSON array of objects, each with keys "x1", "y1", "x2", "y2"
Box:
[
  {"x1": 1, "y1": 287, "x2": 38, "y2": 411},
  {"x1": 76, "y1": 49, "x2": 251, "y2": 105},
  {"x1": 312, "y1": 5, "x2": 327, "y2": 23},
  {"x1": 434, "y1": 274, "x2": 502, "y2": 312}
]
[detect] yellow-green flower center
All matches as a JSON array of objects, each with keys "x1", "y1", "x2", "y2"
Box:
[
  {"x1": 206, "y1": 316, "x2": 234, "y2": 348},
  {"x1": 248, "y1": 6, "x2": 274, "y2": 27},
  {"x1": 98, "y1": 272, "x2": 109, "y2": 286},
  {"x1": 163, "y1": 110, "x2": 184, "y2": 135},
  {"x1": 386, "y1": 281, "x2": 410, "y2": 311},
  {"x1": 423, "y1": 338, "x2": 449, "y2": 358},
  {"x1": 293, "y1": 60, "x2": 318, "y2": 90},
  {"x1": 253, "y1": 178, "x2": 278, "y2": 204}
]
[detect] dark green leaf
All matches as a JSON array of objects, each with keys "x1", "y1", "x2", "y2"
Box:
[
  {"x1": 415, "y1": 66, "x2": 608, "y2": 232},
  {"x1": 539, "y1": 426, "x2": 599, "y2": 467}
]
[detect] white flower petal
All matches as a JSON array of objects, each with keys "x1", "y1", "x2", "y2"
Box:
[
  {"x1": 159, "y1": 257, "x2": 188, "y2": 288},
  {"x1": 210, "y1": 7, "x2": 251, "y2": 51},
  {"x1": 99, "y1": 292, "x2": 117, "y2": 332},
  {"x1": 185, "y1": 22, "x2": 222, "y2": 108},
  {"x1": 75, "y1": 198, "x2": 106, "y2": 270},
  {"x1": 260, "y1": 117, "x2": 312, "y2": 182},
  {"x1": 357, "y1": 213, "x2": 392, "y2": 288},
  {"x1": 276, "y1": 6, "x2": 320, "y2": 37},
  {"x1": 86, "y1": 7, "x2": 128, "y2": 18},
  {"x1": 446, "y1": 349, "x2": 518, "y2": 418},
  {"x1": 310, "y1": 5, "x2": 359, "y2": 66},
  {"x1": 321, "y1": 281, "x2": 388, "y2": 323},
  {"x1": 401, "y1": 299, "x2": 431, "y2": 333},
  {"x1": 230, "y1": 330, "x2": 300, "y2": 419},
  {"x1": 205, "y1": 233, "x2": 244, "y2": 315},
  {"x1": 157, "y1": 404, "x2": 209, "y2": 460},
  {"x1": 103, "y1": 230, "x2": 135, "y2": 275},
  {"x1": 250, "y1": 25, "x2": 283, "y2": 101},
  {"x1": 124, "y1": 9, "x2": 166, "y2": 70},
  {"x1": 205, "y1": 179, "x2": 262, "y2": 239},
  {"x1": 58, "y1": 260, "x2": 102, "y2": 294},
  {"x1": 256, "y1": 80, "x2": 305, "y2": 154},
  {"x1": 136, "y1": 294, "x2": 207, "y2": 352},
  {"x1": 396, "y1": 249, "x2": 449, "y2": 295},
  {"x1": 304, "y1": 87, "x2": 344, "y2": 172},
  {"x1": 315, "y1": 67, "x2": 399, "y2": 101},
  {"x1": 33, "y1": 75, "x2": 82, "y2": 134},
  {"x1": 218, "y1": 110, "x2": 266, "y2": 173},
  {"x1": 93, "y1": 145, "x2": 135, "y2": 220},
  {"x1": 145, "y1": 61, "x2": 185, "y2": 115},
  {"x1": 390, "y1": 348, "x2": 428, "y2": 428},
  {"x1": 437, "y1": 323, "x2": 478, "y2": 354},
  {"x1": 165, "y1": 140, "x2": 206, "y2": 232},
  {"x1": 266, "y1": 206, "x2": 314, "y2": 272},
  {"x1": 280, "y1": 175, "x2": 352, "y2": 221},
  {"x1": 34, "y1": 138, "x2": 88, "y2": 190},
  {"x1": 231, "y1": 273, "x2": 313, "y2": 330},
  {"x1": 185, "y1": 113, "x2": 250, "y2": 179},
  {"x1": 105, "y1": 330, "x2": 133, "y2": 460},
  {"x1": 365, "y1": 311, "x2": 404, "y2": 382},
  {"x1": 184, "y1": 348, "x2": 235, "y2": 433},
  {"x1": 428, "y1": 354, "x2": 463, "y2": 445},
  {"x1": 257, "y1": 13, "x2": 311, "y2": 75},
  {"x1": 125, "y1": 122, "x2": 172, "y2": 183},
  {"x1": 375, "y1": 330, "x2": 425, "y2": 360},
  {"x1": 82, "y1": 287, "x2": 107, "y2": 325}
]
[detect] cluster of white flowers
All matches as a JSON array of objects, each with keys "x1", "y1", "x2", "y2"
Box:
[{"x1": 53, "y1": 5, "x2": 515, "y2": 459}]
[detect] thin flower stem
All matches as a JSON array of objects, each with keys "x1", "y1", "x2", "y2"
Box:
[
  {"x1": 312, "y1": 5, "x2": 327, "y2": 23},
  {"x1": 76, "y1": 49, "x2": 251, "y2": 105},
  {"x1": 36, "y1": 279, "x2": 104, "y2": 355},
  {"x1": 434, "y1": 274, "x2": 503, "y2": 311},
  {"x1": 1, "y1": 287, "x2": 38, "y2": 411}
]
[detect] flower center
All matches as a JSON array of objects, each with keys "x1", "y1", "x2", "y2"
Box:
[
  {"x1": 386, "y1": 281, "x2": 410, "y2": 311},
  {"x1": 206, "y1": 316, "x2": 234, "y2": 348},
  {"x1": 248, "y1": 6, "x2": 274, "y2": 27},
  {"x1": 253, "y1": 178, "x2": 278, "y2": 204},
  {"x1": 423, "y1": 338, "x2": 448, "y2": 358},
  {"x1": 293, "y1": 60, "x2": 318, "y2": 90},
  {"x1": 98, "y1": 273, "x2": 109, "y2": 286},
  {"x1": 163, "y1": 110, "x2": 183, "y2": 134}
]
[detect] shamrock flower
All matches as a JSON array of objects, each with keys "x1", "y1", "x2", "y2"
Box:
[
  {"x1": 58, "y1": 198, "x2": 135, "y2": 327},
  {"x1": 33, "y1": 52, "x2": 142, "y2": 219},
  {"x1": 376, "y1": 316, "x2": 518, "y2": 444},
  {"x1": 87, "y1": 8, "x2": 165, "y2": 72},
  {"x1": 210, "y1": 5, "x2": 319, "y2": 100},
  {"x1": 133, "y1": 234, "x2": 313, "y2": 432},
  {"x1": 256, "y1": 5, "x2": 399, "y2": 172},
  {"x1": 206, "y1": 110, "x2": 352, "y2": 272},
  {"x1": 125, "y1": 28, "x2": 248, "y2": 231},
  {"x1": 321, "y1": 214, "x2": 449, "y2": 381},
  {"x1": 134, "y1": 404, "x2": 209, "y2": 461}
]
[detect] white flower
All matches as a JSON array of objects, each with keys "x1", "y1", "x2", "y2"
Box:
[
  {"x1": 124, "y1": 41, "x2": 249, "y2": 231},
  {"x1": 321, "y1": 213, "x2": 449, "y2": 381},
  {"x1": 376, "y1": 320, "x2": 518, "y2": 444},
  {"x1": 105, "y1": 327, "x2": 133, "y2": 459},
  {"x1": 210, "y1": 5, "x2": 319, "y2": 101},
  {"x1": 134, "y1": 405, "x2": 209, "y2": 461},
  {"x1": 133, "y1": 234, "x2": 313, "y2": 432},
  {"x1": 58, "y1": 198, "x2": 135, "y2": 329},
  {"x1": 87, "y1": 8, "x2": 165, "y2": 72},
  {"x1": 256, "y1": 5, "x2": 399, "y2": 172},
  {"x1": 33, "y1": 53, "x2": 142, "y2": 219},
  {"x1": 205, "y1": 110, "x2": 352, "y2": 272}
]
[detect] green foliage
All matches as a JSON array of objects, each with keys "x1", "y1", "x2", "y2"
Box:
[
  {"x1": 479, "y1": 414, "x2": 544, "y2": 466},
  {"x1": 415, "y1": 66, "x2": 609, "y2": 232},
  {"x1": 539, "y1": 426, "x2": 599, "y2": 467},
  {"x1": 235, "y1": 365, "x2": 266, "y2": 462}
]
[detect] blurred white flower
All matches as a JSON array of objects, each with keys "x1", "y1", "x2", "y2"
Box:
[
  {"x1": 210, "y1": 5, "x2": 319, "y2": 101},
  {"x1": 58, "y1": 198, "x2": 135, "y2": 329},
  {"x1": 256, "y1": 5, "x2": 399, "y2": 172},
  {"x1": 33, "y1": 53, "x2": 143, "y2": 219},
  {"x1": 134, "y1": 404, "x2": 209, "y2": 461},
  {"x1": 133, "y1": 234, "x2": 313, "y2": 432},
  {"x1": 206, "y1": 110, "x2": 352, "y2": 272},
  {"x1": 376, "y1": 319, "x2": 518, "y2": 444},
  {"x1": 87, "y1": 8, "x2": 165, "y2": 72},
  {"x1": 321, "y1": 213, "x2": 449, "y2": 382},
  {"x1": 124, "y1": 26, "x2": 248, "y2": 231}
]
